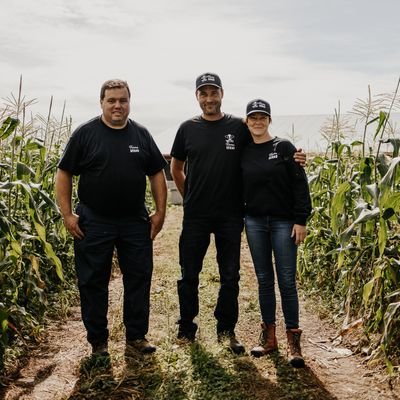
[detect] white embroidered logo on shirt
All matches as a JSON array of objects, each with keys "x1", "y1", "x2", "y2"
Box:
[
  {"x1": 268, "y1": 152, "x2": 278, "y2": 160},
  {"x1": 129, "y1": 145, "x2": 139, "y2": 153},
  {"x1": 225, "y1": 134, "x2": 235, "y2": 150}
]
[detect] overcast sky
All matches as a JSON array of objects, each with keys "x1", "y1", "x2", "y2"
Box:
[{"x1": 1, "y1": 0, "x2": 399, "y2": 148}]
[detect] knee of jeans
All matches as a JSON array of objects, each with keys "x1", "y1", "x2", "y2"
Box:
[
  {"x1": 255, "y1": 272, "x2": 274, "y2": 285},
  {"x1": 278, "y1": 280, "x2": 297, "y2": 295}
]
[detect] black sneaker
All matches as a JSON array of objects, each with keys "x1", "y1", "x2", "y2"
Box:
[
  {"x1": 177, "y1": 320, "x2": 197, "y2": 343},
  {"x1": 126, "y1": 338, "x2": 156, "y2": 354},
  {"x1": 91, "y1": 342, "x2": 109, "y2": 357},
  {"x1": 177, "y1": 330, "x2": 196, "y2": 343},
  {"x1": 218, "y1": 332, "x2": 245, "y2": 355}
]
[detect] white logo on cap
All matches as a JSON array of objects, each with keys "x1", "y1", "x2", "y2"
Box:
[
  {"x1": 201, "y1": 74, "x2": 216, "y2": 83},
  {"x1": 252, "y1": 101, "x2": 266, "y2": 109}
]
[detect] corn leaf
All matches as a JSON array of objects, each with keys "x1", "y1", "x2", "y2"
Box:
[
  {"x1": 378, "y1": 217, "x2": 387, "y2": 257},
  {"x1": 0, "y1": 117, "x2": 19, "y2": 140},
  {"x1": 340, "y1": 208, "x2": 380, "y2": 245},
  {"x1": 331, "y1": 181, "x2": 351, "y2": 234},
  {"x1": 16, "y1": 162, "x2": 36, "y2": 179},
  {"x1": 373, "y1": 111, "x2": 387, "y2": 140},
  {"x1": 380, "y1": 157, "x2": 400, "y2": 187},
  {"x1": 23, "y1": 140, "x2": 45, "y2": 151},
  {"x1": 363, "y1": 279, "x2": 375, "y2": 305}
]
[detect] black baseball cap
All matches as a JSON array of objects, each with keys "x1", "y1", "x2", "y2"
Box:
[
  {"x1": 246, "y1": 99, "x2": 271, "y2": 116},
  {"x1": 195, "y1": 73, "x2": 222, "y2": 91}
]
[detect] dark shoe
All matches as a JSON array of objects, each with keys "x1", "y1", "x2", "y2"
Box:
[
  {"x1": 286, "y1": 328, "x2": 305, "y2": 368},
  {"x1": 126, "y1": 338, "x2": 156, "y2": 354},
  {"x1": 177, "y1": 320, "x2": 197, "y2": 343},
  {"x1": 218, "y1": 332, "x2": 245, "y2": 355},
  {"x1": 91, "y1": 342, "x2": 109, "y2": 357},
  {"x1": 177, "y1": 333, "x2": 196, "y2": 343},
  {"x1": 251, "y1": 323, "x2": 278, "y2": 358},
  {"x1": 177, "y1": 329, "x2": 196, "y2": 343}
]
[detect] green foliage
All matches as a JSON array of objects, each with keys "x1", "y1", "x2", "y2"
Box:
[
  {"x1": 299, "y1": 91, "x2": 400, "y2": 371},
  {"x1": 0, "y1": 86, "x2": 76, "y2": 375},
  {"x1": 1, "y1": 78, "x2": 400, "y2": 384}
]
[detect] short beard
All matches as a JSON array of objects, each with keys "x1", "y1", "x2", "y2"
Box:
[{"x1": 202, "y1": 104, "x2": 220, "y2": 115}]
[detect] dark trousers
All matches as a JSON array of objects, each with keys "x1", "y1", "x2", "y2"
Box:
[
  {"x1": 177, "y1": 216, "x2": 243, "y2": 334},
  {"x1": 74, "y1": 204, "x2": 153, "y2": 345}
]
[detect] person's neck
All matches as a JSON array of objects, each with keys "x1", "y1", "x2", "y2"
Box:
[
  {"x1": 202, "y1": 112, "x2": 224, "y2": 122},
  {"x1": 101, "y1": 115, "x2": 128, "y2": 129},
  {"x1": 252, "y1": 132, "x2": 273, "y2": 144}
]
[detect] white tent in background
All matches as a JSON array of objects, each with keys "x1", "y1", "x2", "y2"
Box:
[{"x1": 153, "y1": 113, "x2": 400, "y2": 156}]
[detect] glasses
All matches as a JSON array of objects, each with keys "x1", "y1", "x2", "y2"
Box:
[{"x1": 247, "y1": 114, "x2": 268, "y2": 122}]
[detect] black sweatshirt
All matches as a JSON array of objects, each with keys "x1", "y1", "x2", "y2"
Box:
[{"x1": 241, "y1": 136, "x2": 312, "y2": 225}]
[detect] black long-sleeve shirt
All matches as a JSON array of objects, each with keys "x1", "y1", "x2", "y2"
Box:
[{"x1": 241, "y1": 136, "x2": 312, "y2": 225}]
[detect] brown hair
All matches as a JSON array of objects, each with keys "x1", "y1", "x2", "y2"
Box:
[{"x1": 100, "y1": 79, "x2": 131, "y2": 100}]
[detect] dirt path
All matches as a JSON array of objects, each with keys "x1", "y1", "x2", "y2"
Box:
[{"x1": 2, "y1": 206, "x2": 399, "y2": 400}]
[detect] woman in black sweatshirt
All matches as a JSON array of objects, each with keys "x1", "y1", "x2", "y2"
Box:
[{"x1": 241, "y1": 99, "x2": 312, "y2": 368}]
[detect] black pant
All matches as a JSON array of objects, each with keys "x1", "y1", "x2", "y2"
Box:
[
  {"x1": 74, "y1": 204, "x2": 153, "y2": 345},
  {"x1": 177, "y1": 216, "x2": 243, "y2": 334}
]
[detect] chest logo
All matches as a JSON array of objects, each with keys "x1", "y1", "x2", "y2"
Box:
[
  {"x1": 225, "y1": 134, "x2": 235, "y2": 150},
  {"x1": 268, "y1": 152, "x2": 278, "y2": 160},
  {"x1": 129, "y1": 145, "x2": 139, "y2": 153}
]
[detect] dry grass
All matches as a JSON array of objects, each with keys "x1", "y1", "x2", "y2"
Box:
[
  {"x1": 67, "y1": 206, "x2": 340, "y2": 400},
  {"x1": 5, "y1": 206, "x2": 396, "y2": 399}
]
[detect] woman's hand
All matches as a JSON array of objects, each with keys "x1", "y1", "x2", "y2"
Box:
[{"x1": 291, "y1": 224, "x2": 307, "y2": 245}]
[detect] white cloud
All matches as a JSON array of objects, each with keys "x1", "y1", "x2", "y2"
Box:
[{"x1": 1, "y1": 0, "x2": 399, "y2": 152}]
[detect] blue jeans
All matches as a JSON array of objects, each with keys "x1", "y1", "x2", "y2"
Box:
[
  {"x1": 245, "y1": 215, "x2": 299, "y2": 329},
  {"x1": 177, "y1": 216, "x2": 243, "y2": 335},
  {"x1": 74, "y1": 204, "x2": 153, "y2": 345}
]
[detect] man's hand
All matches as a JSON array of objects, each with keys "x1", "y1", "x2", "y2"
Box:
[
  {"x1": 63, "y1": 213, "x2": 84, "y2": 240},
  {"x1": 291, "y1": 224, "x2": 306, "y2": 245},
  {"x1": 150, "y1": 211, "x2": 165, "y2": 240},
  {"x1": 294, "y1": 148, "x2": 306, "y2": 167}
]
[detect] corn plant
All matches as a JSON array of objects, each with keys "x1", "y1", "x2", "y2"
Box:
[
  {"x1": 0, "y1": 80, "x2": 75, "y2": 375},
  {"x1": 299, "y1": 80, "x2": 400, "y2": 373}
]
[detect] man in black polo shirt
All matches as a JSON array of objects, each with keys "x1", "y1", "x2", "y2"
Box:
[
  {"x1": 55, "y1": 79, "x2": 167, "y2": 356},
  {"x1": 170, "y1": 72, "x2": 305, "y2": 353}
]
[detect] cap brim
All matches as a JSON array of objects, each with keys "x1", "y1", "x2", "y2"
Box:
[
  {"x1": 247, "y1": 110, "x2": 271, "y2": 116},
  {"x1": 196, "y1": 83, "x2": 222, "y2": 90}
]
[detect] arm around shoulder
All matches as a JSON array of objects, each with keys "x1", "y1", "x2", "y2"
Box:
[{"x1": 293, "y1": 148, "x2": 306, "y2": 166}]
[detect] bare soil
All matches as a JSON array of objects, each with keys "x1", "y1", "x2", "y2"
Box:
[{"x1": 2, "y1": 206, "x2": 399, "y2": 400}]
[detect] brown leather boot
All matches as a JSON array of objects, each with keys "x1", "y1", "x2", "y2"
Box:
[
  {"x1": 250, "y1": 323, "x2": 278, "y2": 357},
  {"x1": 126, "y1": 338, "x2": 156, "y2": 354},
  {"x1": 286, "y1": 328, "x2": 305, "y2": 368}
]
